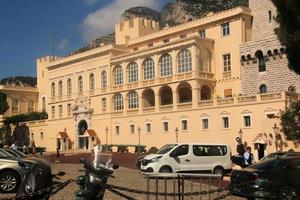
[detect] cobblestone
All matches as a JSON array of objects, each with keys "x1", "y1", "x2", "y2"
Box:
[{"x1": 1, "y1": 163, "x2": 246, "y2": 200}]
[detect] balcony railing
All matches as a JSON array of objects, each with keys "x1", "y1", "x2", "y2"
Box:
[
  {"x1": 217, "y1": 97, "x2": 234, "y2": 105},
  {"x1": 159, "y1": 104, "x2": 173, "y2": 111},
  {"x1": 198, "y1": 100, "x2": 213, "y2": 107},
  {"x1": 178, "y1": 102, "x2": 192, "y2": 109},
  {"x1": 143, "y1": 106, "x2": 155, "y2": 113}
]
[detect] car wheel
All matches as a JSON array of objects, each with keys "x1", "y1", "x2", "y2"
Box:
[
  {"x1": 213, "y1": 167, "x2": 224, "y2": 178},
  {"x1": 159, "y1": 166, "x2": 172, "y2": 173},
  {"x1": 280, "y1": 188, "x2": 298, "y2": 200},
  {"x1": 0, "y1": 171, "x2": 20, "y2": 193}
]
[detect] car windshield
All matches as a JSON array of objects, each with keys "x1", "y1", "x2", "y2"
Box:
[
  {"x1": 0, "y1": 149, "x2": 15, "y2": 159},
  {"x1": 249, "y1": 158, "x2": 284, "y2": 170},
  {"x1": 5, "y1": 149, "x2": 27, "y2": 158},
  {"x1": 156, "y1": 144, "x2": 177, "y2": 155}
]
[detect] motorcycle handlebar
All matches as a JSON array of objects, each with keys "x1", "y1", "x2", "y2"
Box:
[{"x1": 79, "y1": 158, "x2": 118, "y2": 176}]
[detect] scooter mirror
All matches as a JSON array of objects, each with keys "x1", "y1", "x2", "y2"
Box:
[{"x1": 113, "y1": 164, "x2": 119, "y2": 169}]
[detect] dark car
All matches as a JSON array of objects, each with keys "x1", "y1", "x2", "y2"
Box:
[
  {"x1": 260, "y1": 151, "x2": 300, "y2": 161},
  {"x1": 0, "y1": 148, "x2": 52, "y2": 193},
  {"x1": 229, "y1": 157, "x2": 300, "y2": 200}
]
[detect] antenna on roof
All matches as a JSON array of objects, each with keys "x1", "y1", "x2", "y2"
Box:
[{"x1": 50, "y1": 24, "x2": 54, "y2": 60}]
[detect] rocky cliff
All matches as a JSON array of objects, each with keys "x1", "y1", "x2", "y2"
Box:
[{"x1": 72, "y1": 0, "x2": 248, "y2": 54}]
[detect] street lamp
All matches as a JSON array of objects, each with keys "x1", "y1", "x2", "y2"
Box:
[
  {"x1": 105, "y1": 127, "x2": 108, "y2": 152},
  {"x1": 137, "y1": 126, "x2": 141, "y2": 156},
  {"x1": 175, "y1": 127, "x2": 179, "y2": 143},
  {"x1": 273, "y1": 123, "x2": 279, "y2": 152},
  {"x1": 239, "y1": 129, "x2": 243, "y2": 141}
]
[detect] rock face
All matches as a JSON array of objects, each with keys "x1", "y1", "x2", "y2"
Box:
[
  {"x1": 71, "y1": 0, "x2": 248, "y2": 55},
  {"x1": 121, "y1": 7, "x2": 161, "y2": 22},
  {"x1": 161, "y1": 0, "x2": 249, "y2": 25}
]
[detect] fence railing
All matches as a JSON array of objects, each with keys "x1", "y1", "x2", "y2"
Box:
[{"x1": 143, "y1": 173, "x2": 226, "y2": 200}]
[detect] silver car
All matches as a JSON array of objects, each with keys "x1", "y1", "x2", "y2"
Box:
[{"x1": 0, "y1": 149, "x2": 25, "y2": 193}]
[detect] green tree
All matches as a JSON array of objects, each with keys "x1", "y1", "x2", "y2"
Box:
[
  {"x1": 0, "y1": 92, "x2": 8, "y2": 115},
  {"x1": 272, "y1": 0, "x2": 300, "y2": 74},
  {"x1": 281, "y1": 101, "x2": 300, "y2": 141}
]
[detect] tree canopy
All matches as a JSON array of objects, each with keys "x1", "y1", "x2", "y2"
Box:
[
  {"x1": 281, "y1": 101, "x2": 300, "y2": 141},
  {"x1": 0, "y1": 92, "x2": 9, "y2": 115},
  {"x1": 272, "y1": 0, "x2": 300, "y2": 74}
]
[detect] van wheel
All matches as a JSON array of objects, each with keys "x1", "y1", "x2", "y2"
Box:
[
  {"x1": 213, "y1": 167, "x2": 224, "y2": 178},
  {"x1": 159, "y1": 166, "x2": 172, "y2": 173}
]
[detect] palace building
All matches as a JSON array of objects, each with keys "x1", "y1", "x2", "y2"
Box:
[{"x1": 28, "y1": 0, "x2": 300, "y2": 160}]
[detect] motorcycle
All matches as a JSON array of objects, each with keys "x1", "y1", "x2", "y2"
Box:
[
  {"x1": 75, "y1": 146, "x2": 119, "y2": 200},
  {"x1": 16, "y1": 159, "x2": 65, "y2": 200}
]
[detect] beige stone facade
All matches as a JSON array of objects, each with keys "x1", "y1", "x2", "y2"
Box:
[
  {"x1": 0, "y1": 85, "x2": 38, "y2": 126},
  {"x1": 28, "y1": 1, "x2": 300, "y2": 161}
]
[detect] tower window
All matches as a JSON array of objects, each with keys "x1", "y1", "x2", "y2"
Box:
[{"x1": 268, "y1": 11, "x2": 272, "y2": 23}]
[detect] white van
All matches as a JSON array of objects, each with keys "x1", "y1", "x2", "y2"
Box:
[{"x1": 140, "y1": 143, "x2": 232, "y2": 176}]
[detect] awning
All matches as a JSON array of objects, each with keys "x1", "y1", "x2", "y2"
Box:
[
  {"x1": 252, "y1": 133, "x2": 267, "y2": 144},
  {"x1": 56, "y1": 132, "x2": 69, "y2": 139},
  {"x1": 78, "y1": 129, "x2": 97, "y2": 137}
]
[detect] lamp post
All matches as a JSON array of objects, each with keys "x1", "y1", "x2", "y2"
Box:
[
  {"x1": 105, "y1": 127, "x2": 108, "y2": 152},
  {"x1": 273, "y1": 123, "x2": 279, "y2": 152},
  {"x1": 175, "y1": 127, "x2": 179, "y2": 143},
  {"x1": 239, "y1": 129, "x2": 243, "y2": 141},
  {"x1": 137, "y1": 126, "x2": 141, "y2": 156}
]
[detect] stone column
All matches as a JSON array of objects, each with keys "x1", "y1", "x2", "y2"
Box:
[{"x1": 172, "y1": 90, "x2": 178, "y2": 111}]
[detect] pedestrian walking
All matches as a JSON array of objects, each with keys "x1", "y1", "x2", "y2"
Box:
[
  {"x1": 244, "y1": 146, "x2": 254, "y2": 167},
  {"x1": 55, "y1": 148, "x2": 60, "y2": 163}
]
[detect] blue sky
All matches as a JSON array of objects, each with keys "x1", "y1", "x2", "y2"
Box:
[{"x1": 0, "y1": 0, "x2": 170, "y2": 80}]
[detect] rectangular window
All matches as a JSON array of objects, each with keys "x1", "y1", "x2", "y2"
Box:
[
  {"x1": 224, "y1": 89, "x2": 233, "y2": 98},
  {"x1": 115, "y1": 126, "x2": 120, "y2": 135},
  {"x1": 163, "y1": 122, "x2": 169, "y2": 132},
  {"x1": 146, "y1": 123, "x2": 151, "y2": 133},
  {"x1": 221, "y1": 22, "x2": 230, "y2": 36},
  {"x1": 51, "y1": 106, "x2": 55, "y2": 119},
  {"x1": 130, "y1": 124, "x2": 135, "y2": 134},
  {"x1": 199, "y1": 29, "x2": 206, "y2": 38},
  {"x1": 202, "y1": 118, "x2": 209, "y2": 130},
  {"x1": 12, "y1": 99, "x2": 19, "y2": 115},
  {"x1": 58, "y1": 105, "x2": 63, "y2": 118},
  {"x1": 40, "y1": 132, "x2": 44, "y2": 141},
  {"x1": 223, "y1": 54, "x2": 231, "y2": 72},
  {"x1": 244, "y1": 115, "x2": 251, "y2": 127},
  {"x1": 102, "y1": 98, "x2": 107, "y2": 112},
  {"x1": 28, "y1": 101, "x2": 34, "y2": 113},
  {"x1": 67, "y1": 104, "x2": 72, "y2": 117},
  {"x1": 268, "y1": 11, "x2": 272, "y2": 23},
  {"x1": 180, "y1": 34, "x2": 186, "y2": 39},
  {"x1": 181, "y1": 120, "x2": 188, "y2": 131},
  {"x1": 222, "y1": 117, "x2": 229, "y2": 129},
  {"x1": 163, "y1": 39, "x2": 169, "y2": 43}
]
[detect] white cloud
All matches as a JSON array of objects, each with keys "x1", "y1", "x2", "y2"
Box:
[
  {"x1": 82, "y1": 0, "x2": 98, "y2": 6},
  {"x1": 57, "y1": 38, "x2": 69, "y2": 51},
  {"x1": 81, "y1": 0, "x2": 161, "y2": 42}
]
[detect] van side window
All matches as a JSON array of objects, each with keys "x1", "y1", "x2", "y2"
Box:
[
  {"x1": 193, "y1": 145, "x2": 227, "y2": 156},
  {"x1": 172, "y1": 145, "x2": 189, "y2": 157}
]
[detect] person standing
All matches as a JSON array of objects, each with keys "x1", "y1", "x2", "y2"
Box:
[
  {"x1": 55, "y1": 148, "x2": 60, "y2": 163},
  {"x1": 10, "y1": 141, "x2": 17, "y2": 150},
  {"x1": 244, "y1": 146, "x2": 254, "y2": 167}
]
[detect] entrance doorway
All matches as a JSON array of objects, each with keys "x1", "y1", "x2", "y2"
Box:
[
  {"x1": 258, "y1": 144, "x2": 265, "y2": 160},
  {"x1": 78, "y1": 120, "x2": 88, "y2": 149}
]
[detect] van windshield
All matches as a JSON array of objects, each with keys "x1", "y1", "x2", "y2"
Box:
[{"x1": 156, "y1": 144, "x2": 177, "y2": 155}]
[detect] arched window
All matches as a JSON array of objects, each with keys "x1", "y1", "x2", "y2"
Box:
[
  {"x1": 159, "y1": 54, "x2": 172, "y2": 77},
  {"x1": 58, "y1": 81, "x2": 63, "y2": 97},
  {"x1": 42, "y1": 97, "x2": 46, "y2": 112},
  {"x1": 114, "y1": 65, "x2": 123, "y2": 85},
  {"x1": 128, "y1": 91, "x2": 139, "y2": 109},
  {"x1": 255, "y1": 50, "x2": 266, "y2": 72},
  {"x1": 67, "y1": 78, "x2": 72, "y2": 96},
  {"x1": 51, "y1": 82, "x2": 55, "y2": 98},
  {"x1": 143, "y1": 58, "x2": 155, "y2": 80},
  {"x1": 89, "y1": 73, "x2": 95, "y2": 91},
  {"x1": 113, "y1": 93, "x2": 123, "y2": 111},
  {"x1": 201, "y1": 85, "x2": 211, "y2": 100},
  {"x1": 128, "y1": 62, "x2": 138, "y2": 83},
  {"x1": 101, "y1": 71, "x2": 107, "y2": 88},
  {"x1": 78, "y1": 76, "x2": 83, "y2": 94},
  {"x1": 177, "y1": 49, "x2": 192, "y2": 73},
  {"x1": 259, "y1": 84, "x2": 267, "y2": 93}
]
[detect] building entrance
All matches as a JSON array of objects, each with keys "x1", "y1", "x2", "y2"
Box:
[{"x1": 78, "y1": 120, "x2": 88, "y2": 149}]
